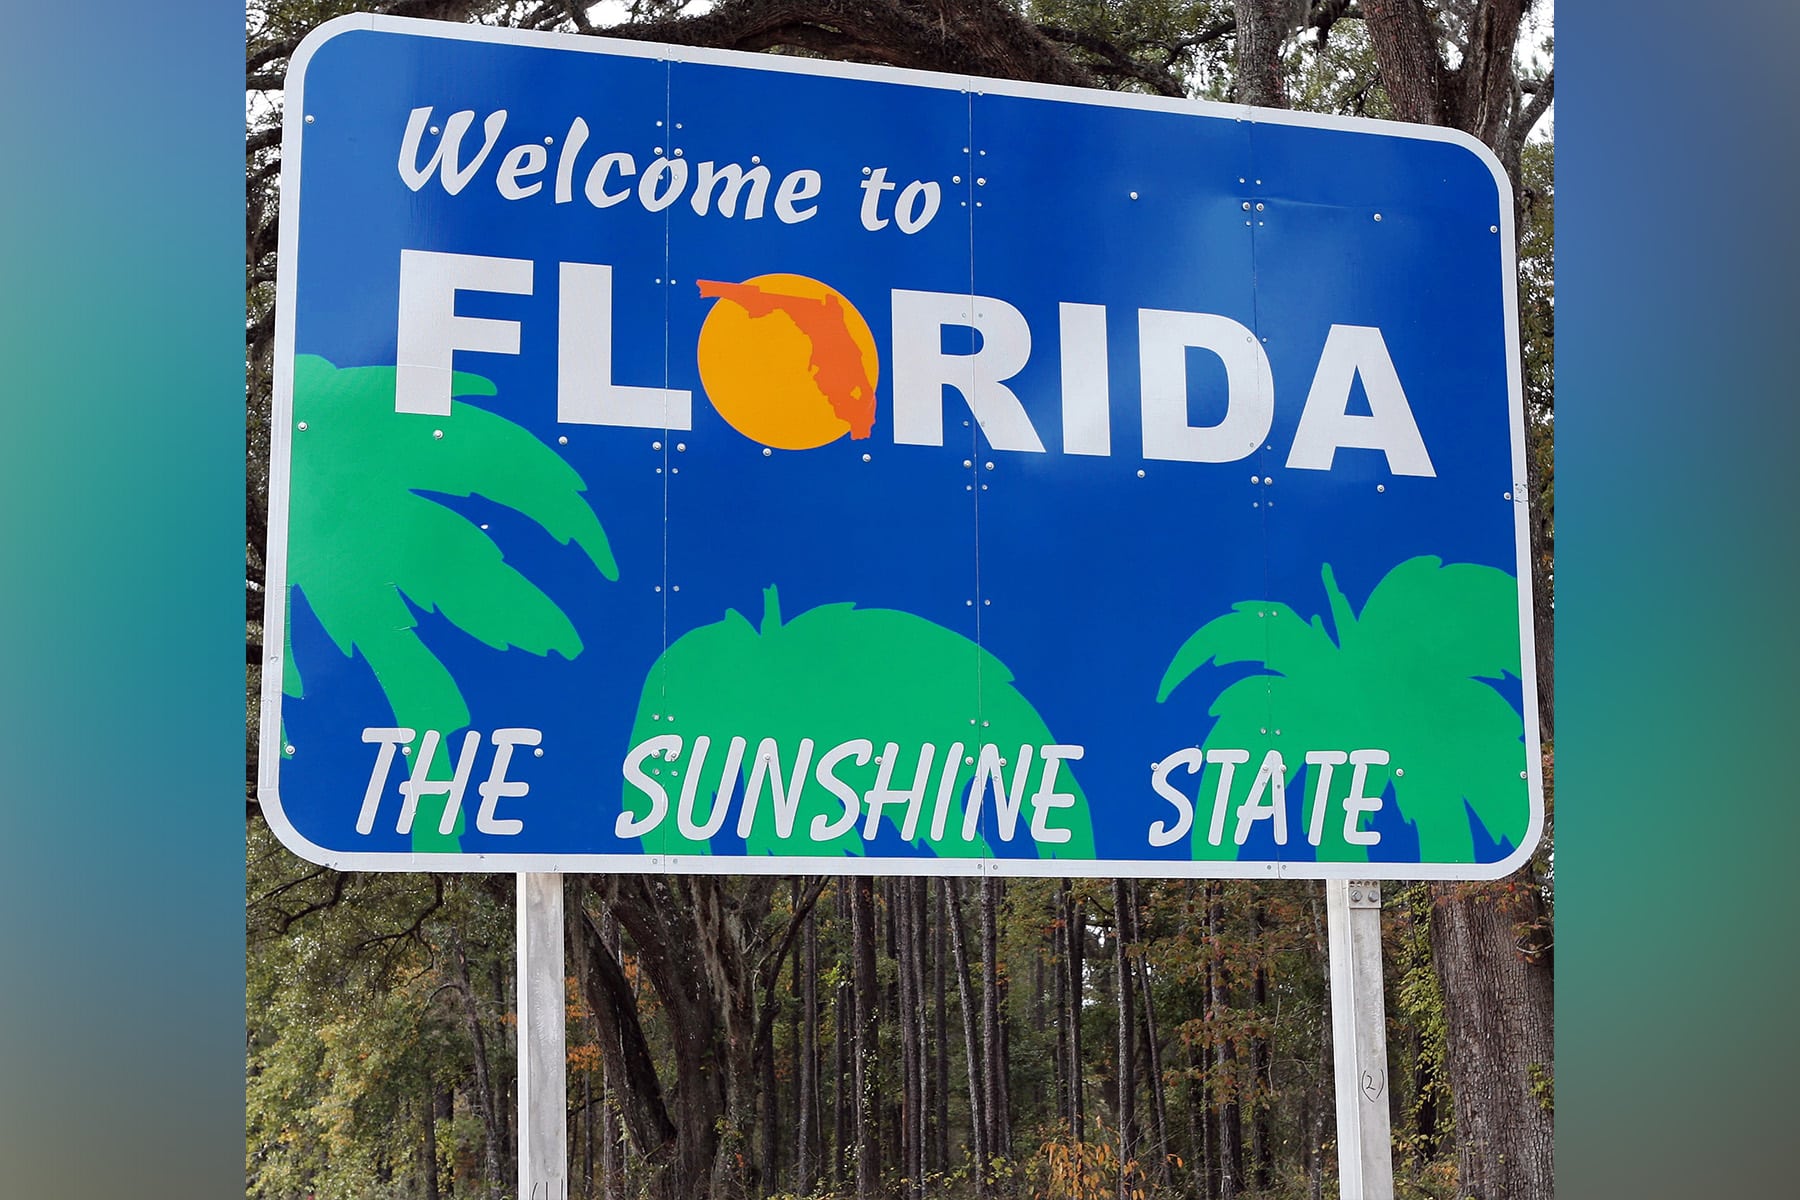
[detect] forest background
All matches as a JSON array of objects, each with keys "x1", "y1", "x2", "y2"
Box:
[{"x1": 245, "y1": 4, "x2": 1554, "y2": 1200}]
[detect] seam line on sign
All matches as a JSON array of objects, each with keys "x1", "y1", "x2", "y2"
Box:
[
  {"x1": 963, "y1": 87, "x2": 993, "y2": 875},
  {"x1": 658, "y1": 62, "x2": 674, "y2": 867}
]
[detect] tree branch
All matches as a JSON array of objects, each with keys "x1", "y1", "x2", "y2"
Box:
[
  {"x1": 596, "y1": 0, "x2": 1097, "y2": 89},
  {"x1": 750, "y1": 875, "x2": 831, "y2": 1061},
  {"x1": 1036, "y1": 25, "x2": 1186, "y2": 97}
]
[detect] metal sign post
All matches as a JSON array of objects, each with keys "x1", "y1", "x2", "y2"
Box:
[
  {"x1": 517, "y1": 872, "x2": 567, "y2": 1200},
  {"x1": 1326, "y1": 879, "x2": 1394, "y2": 1200}
]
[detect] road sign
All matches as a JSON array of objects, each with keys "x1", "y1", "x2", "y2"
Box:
[{"x1": 261, "y1": 14, "x2": 1543, "y2": 879}]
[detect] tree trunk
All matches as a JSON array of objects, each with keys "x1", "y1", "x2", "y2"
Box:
[
  {"x1": 1209, "y1": 885, "x2": 1241, "y2": 1200},
  {"x1": 571, "y1": 902, "x2": 679, "y2": 1196},
  {"x1": 798, "y1": 900, "x2": 819, "y2": 1196},
  {"x1": 1183, "y1": 1037, "x2": 1208, "y2": 1200},
  {"x1": 422, "y1": 1078, "x2": 440, "y2": 1200},
  {"x1": 1250, "y1": 898, "x2": 1273, "y2": 1191},
  {"x1": 451, "y1": 934, "x2": 507, "y2": 1197},
  {"x1": 1429, "y1": 882, "x2": 1555, "y2": 1199},
  {"x1": 759, "y1": 1014, "x2": 780, "y2": 1196},
  {"x1": 1113, "y1": 878, "x2": 1136, "y2": 1200},
  {"x1": 979, "y1": 875, "x2": 1009, "y2": 1165},
  {"x1": 911, "y1": 880, "x2": 931, "y2": 1196},
  {"x1": 933, "y1": 879, "x2": 949, "y2": 1174},
  {"x1": 1131, "y1": 883, "x2": 1171, "y2": 1187},
  {"x1": 852, "y1": 875, "x2": 882, "y2": 1198},
  {"x1": 835, "y1": 879, "x2": 853, "y2": 1187},
  {"x1": 946, "y1": 879, "x2": 988, "y2": 1199},
  {"x1": 1065, "y1": 883, "x2": 1085, "y2": 1143},
  {"x1": 1054, "y1": 886, "x2": 1070, "y2": 1133},
  {"x1": 1233, "y1": 0, "x2": 1293, "y2": 108},
  {"x1": 896, "y1": 878, "x2": 922, "y2": 1199}
]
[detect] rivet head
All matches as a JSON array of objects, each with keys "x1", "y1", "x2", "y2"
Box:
[
  {"x1": 1242, "y1": 201, "x2": 1251, "y2": 211},
  {"x1": 653, "y1": 440, "x2": 663, "y2": 450},
  {"x1": 1395, "y1": 768, "x2": 1405, "y2": 777},
  {"x1": 763, "y1": 447, "x2": 772, "y2": 456},
  {"x1": 558, "y1": 435, "x2": 568, "y2": 445},
  {"x1": 1129, "y1": 191, "x2": 1139, "y2": 200},
  {"x1": 296, "y1": 421, "x2": 308, "y2": 431},
  {"x1": 305, "y1": 115, "x2": 315, "y2": 125},
  {"x1": 1255, "y1": 202, "x2": 1264, "y2": 211},
  {"x1": 1491, "y1": 224, "x2": 1500, "y2": 233},
  {"x1": 1373, "y1": 212, "x2": 1383, "y2": 221},
  {"x1": 283, "y1": 744, "x2": 295, "y2": 755},
  {"x1": 1136, "y1": 469, "x2": 1146, "y2": 478},
  {"x1": 1504, "y1": 491, "x2": 1513, "y2": 500},
  {"x1": 984, "y1": 461, "x2": 994, "y2": 470},
  {"x1": 862, "y1": 453, "x2": 871, "y2": 462},
  {"x1": 1377, "y1": 484, "x2": 1386, "y2": 493},
  {"x1": 433, "y1": 429, "x2": 444, "y2": 440},
  {"x1": 676, "y1": 442, "x2": 686, "y2": 452}
]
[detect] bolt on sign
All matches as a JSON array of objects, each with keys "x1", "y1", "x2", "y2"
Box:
[{"x1": 260, "y1": 14, "x2": 1543, "y2": 879}]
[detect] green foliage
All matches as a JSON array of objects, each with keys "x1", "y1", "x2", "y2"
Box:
[
  {"x1": 283, "y1": 355, "x2": 614, "y2": 849},
  {"x1": 623, "y1": 587, "x2": 1097, "y2": 860},
  {"x1": 1027, "y1": 0, "x2": 1235, "y2": 96},
  {"x1": 1284, "y1": 16, "x2": 1394, "y2": 119},
  {"x1": 247, "y1": 824, "x2": 513, "y2": 1199},
  {"x1": 1158, "y1": 558, "x2": 1530, "y2": 863}
]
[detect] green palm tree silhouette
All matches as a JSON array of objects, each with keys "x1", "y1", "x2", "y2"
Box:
[
  {"x1": 1155, "y1": 556, "x2": 1528, "y2": 865},
  {"x1": 621, "y1": 587, "x2": 1096, "y2": 862},
  {"x1": 282, "y1": 355, "x2": 616, "y2": 852}
]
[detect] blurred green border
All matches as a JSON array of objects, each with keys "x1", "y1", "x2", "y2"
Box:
[
  {"x1": 0, "y1": 2, "x2": 243, "y2": 1195},
  {"x1": 1561, "y1": 2, "x2": 1800, "y2": 1196}
]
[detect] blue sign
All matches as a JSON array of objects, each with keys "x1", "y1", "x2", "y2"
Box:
[{"x1": 261, "y1": 14, "x2": 1543, "y2": 879}]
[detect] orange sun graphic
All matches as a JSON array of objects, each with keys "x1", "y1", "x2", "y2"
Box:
[{"x1": 694, "y1": 273, "x2": 880, "y2": 450}]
